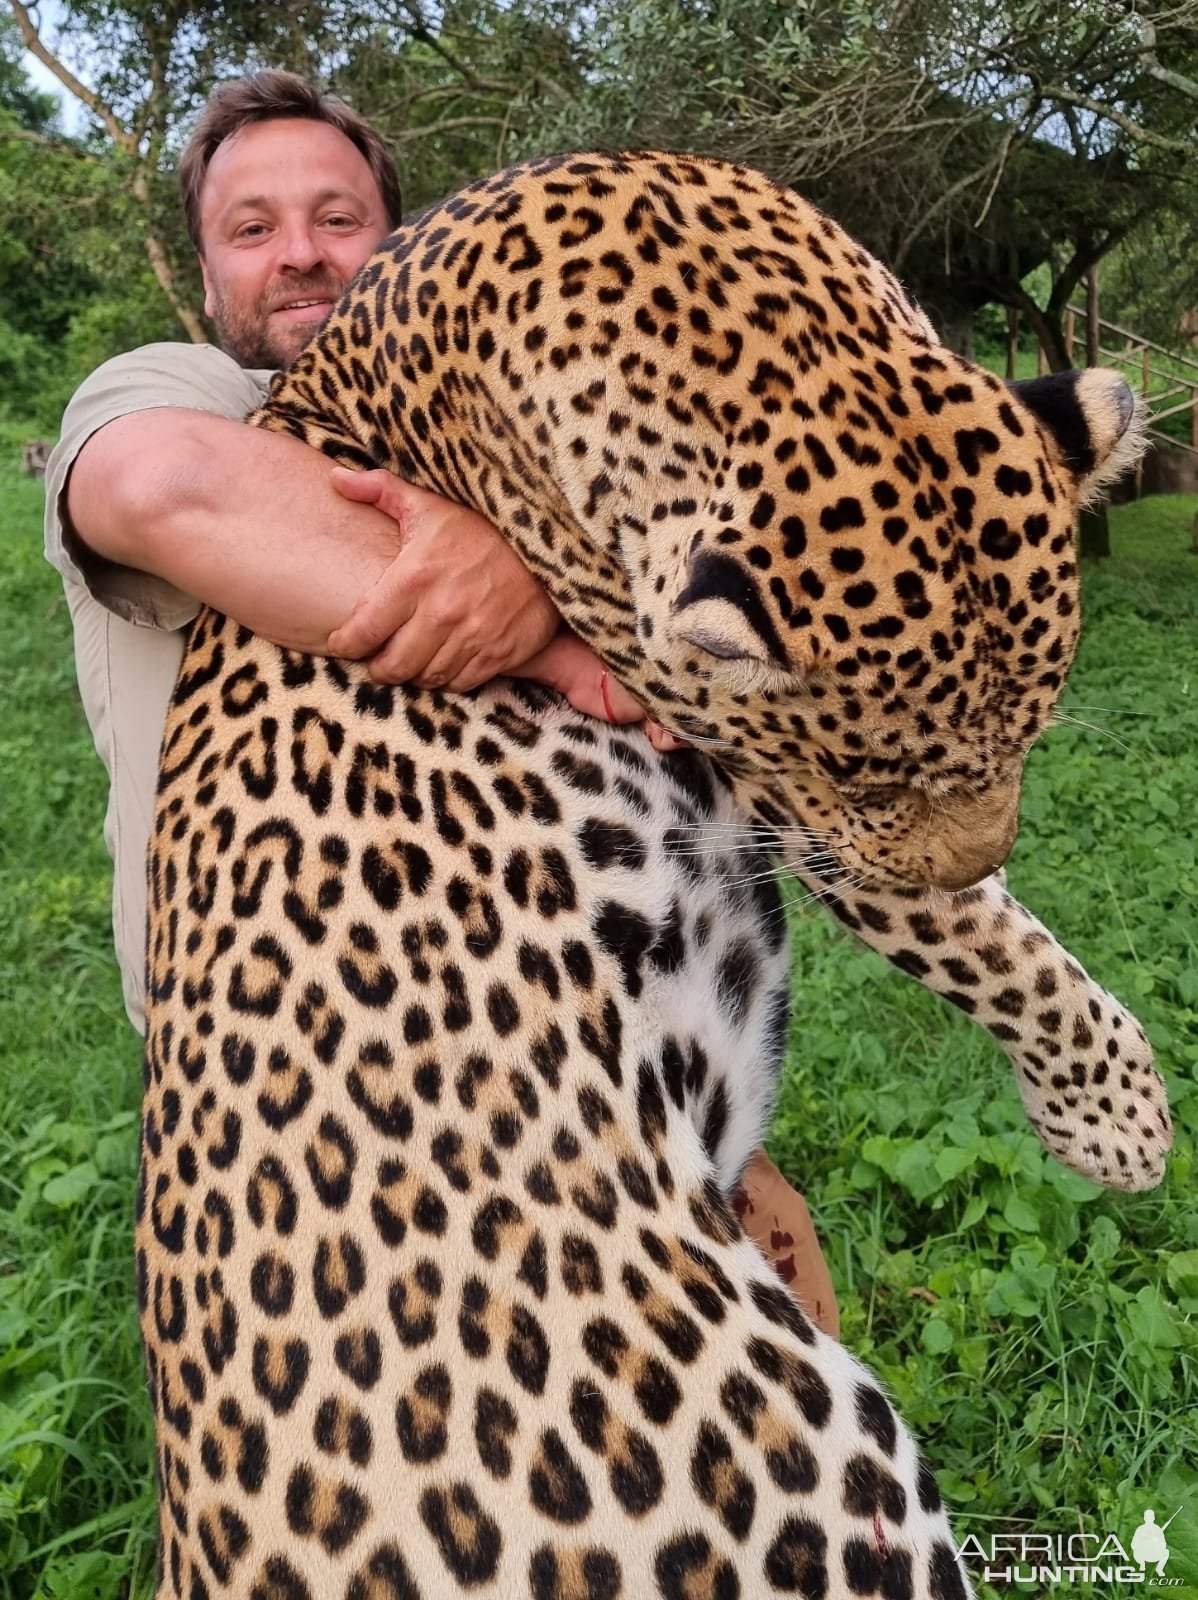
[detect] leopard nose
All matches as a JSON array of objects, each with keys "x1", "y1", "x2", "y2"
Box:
[
  {"x1": 929, "y1": 790, "x2": 1020, "y2": 891},
  {"x1": 929, "y1": 853, "x2": 1011, "y2": 893}
]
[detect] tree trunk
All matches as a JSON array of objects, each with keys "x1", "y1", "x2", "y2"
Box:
[
  {"x1": 8, "y1": 0, "x2": 206, "y2": 343},
  {"x1": 1085, "y1": 265, "x2": 1100, "y2": 367},
  {"x1": 1016, "y1": 299, "x2": 1072, "y2": 373},
  {"x1": 130, "y1": 166, "x2": 208, "y2": 343},
  {"x1": 1079, "y1": 505, "x2": 1111, "y2": 561},
  {"x1": 1005, "y1": 307, "x2": 1020, "y2": 379},
  {"x1": 1039, "y1": 318, "x2": 1071, "y2": 372}
]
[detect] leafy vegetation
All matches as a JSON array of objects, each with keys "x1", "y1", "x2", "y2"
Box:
[
  {"x1": 0, "y1": 429, "x2": 156, "y2": 1597},
  {"x1": 3, "y1": 0, "x2": 1198, "y2": 405},
  {"x1": 0, "y1": 426, "x2": 1194, "y2": 1594}
]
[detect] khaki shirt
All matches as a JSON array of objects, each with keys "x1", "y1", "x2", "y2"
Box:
[{"x1": 44, "y1": 343, "x2": 274, "y2": 1035}]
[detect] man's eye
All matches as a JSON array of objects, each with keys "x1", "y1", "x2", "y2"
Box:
[
  {"x1": 325, "y1": 215, "x2": 355, "y2": 228},
  {"x1": 237, "y1": 223, "x2": 268, "y2": 239}
]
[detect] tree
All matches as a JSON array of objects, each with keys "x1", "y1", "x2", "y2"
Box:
[
  {"x1": 6, "y1": 0, "x2": 1198, "y2": 454},
  {"x1": 1, "y1": 0, "x2": 586, "y2": 336},
  {"x1": 505, "y1": 0, "x2": 1198, "y2": 367},
  {"x1": 334, "y1": 2, "x2": 583, "y2": 213},
  {"x1": 5, "y1": 0, "x2": 216, "y2": 338},
  {"x1": 897, "y1": 2, "x2": 1198, "y2": 373}
]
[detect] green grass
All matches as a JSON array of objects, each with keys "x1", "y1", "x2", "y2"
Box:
[
  {"x1": 0, "y1": 423, "x2": 156, "y2": 1598},
  {"x1": 0, "y1": 423, "x2": 1195, "y2": 1598}
]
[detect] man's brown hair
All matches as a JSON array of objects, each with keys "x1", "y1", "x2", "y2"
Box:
[{"x1": 179, "y1": 70, "x2": 402, "y2": 250}]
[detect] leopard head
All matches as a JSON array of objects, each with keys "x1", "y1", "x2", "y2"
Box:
[{"x1": 640, "y1": 357, "x2": 1139, "y2": 892}]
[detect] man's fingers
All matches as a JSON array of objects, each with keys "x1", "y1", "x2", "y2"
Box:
[
  {"x1": 594, "y1": 669, "x2": 644, "y2": 723},
  {"x1": 364, "y1": 611, "x2": 449, "y2": 685},
  {"x1": 327, "y1": 561, "x2": 420, "y2": 658},
  {"x1": 519, "y1": 634, "x2": 642, "y2": 724},
  {"x1": 645, "y1": 721, "x2": 687, "y2": 752},
  {"x1": 329, "y1": 465, "x2": 389, "y2": 505},
  {"x1": 515, "y1": 633, "x2": 689, "y2": 749},
  {"x1": 330, "y1": 465, "x2": 429, "y2": 537},
  {"x1": 412, "y1": 637, "x2": 481, "y2": 691}
]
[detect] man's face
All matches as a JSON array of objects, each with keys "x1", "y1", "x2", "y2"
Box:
[{"x1": 198, "y1": 117, "x2": 391, "y2": 369}]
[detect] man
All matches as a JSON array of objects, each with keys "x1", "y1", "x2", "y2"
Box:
[{"x1": 44, "y1": 69, "x2": 838, "y2": 1337}]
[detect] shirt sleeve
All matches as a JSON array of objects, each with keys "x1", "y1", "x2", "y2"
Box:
[{"x1": 44, "y1": 342, "x2": 275, "y2": 630}]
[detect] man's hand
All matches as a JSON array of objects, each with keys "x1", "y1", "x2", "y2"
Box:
[
  {"x1": 326, "y1": 469, "x2": 558, "y2": 688},
  {"x1": 326, "y1": 469, "x2": 684, "y2": 749},
  {"x1": 518, "y1": 633, "x2": 685, "y2": 752}
]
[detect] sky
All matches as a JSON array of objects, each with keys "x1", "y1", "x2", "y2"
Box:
[{"x1": 20, "y1": 0, "x2": 87, "y2": 134}]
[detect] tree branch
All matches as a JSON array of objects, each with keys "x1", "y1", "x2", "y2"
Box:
[
  {"x1": 895, "y1": 108, "x2": 1034, "y2": 271},
  {"x1": 971, "y1": 118, "x2": 1021, "y2": 229},
  {"x1": 129, "y1": 163, "x2": 208, "y2": 343},
  {"x1": 5, "y1": 0, "x2": 206, "y2": 342},
  {"x1": 1139, "y1": 19, "x2": 1198, "y2": 100},
  {"x1": 397, "y1": 114, "x2": 511, "y2": 139},
  {"x1": 1048, "y1": 201, "x2": 1160, "y2": 320},
  {"x1": 0, "y1": 125, "x2": 97, "y2": 160},
  {"x1": 393, "y1": 0, "x2": 518, "y2": 97},
  {"x1": 5, "y1": 0, "x2": 134, "y2": 153},
  {"x1": 1040, "y1": 83, "x2": 1193, "y2": 152}
]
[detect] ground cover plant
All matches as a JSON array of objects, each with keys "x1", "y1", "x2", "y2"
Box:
[{"x1": 1, "y1": 425, "x2": 1195, "y2": 1599}]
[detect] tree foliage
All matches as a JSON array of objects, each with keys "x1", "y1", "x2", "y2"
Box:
[{"x1": 2, "y1": 0, "x2": 1198, "y2": 431}]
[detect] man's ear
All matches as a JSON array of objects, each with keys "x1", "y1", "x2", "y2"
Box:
[
  {"x1": 199, "y1": 255, "x2": 215, "y2": 320},
  {"x1": 670, "y1": 547, "x2": 791, "y2": 667},
  {"x1": 1009, "y1": 369, "x2": 1145, "y2": 505}
]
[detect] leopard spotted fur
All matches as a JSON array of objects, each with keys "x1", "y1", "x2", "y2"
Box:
[{"x1": 140, "y1": 149, "x2": 1167, "y2": 1600}]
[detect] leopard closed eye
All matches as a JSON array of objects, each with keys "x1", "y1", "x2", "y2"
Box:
[{"x1": 142, "y1": 149, "x2": 1152, "y2": 1599}]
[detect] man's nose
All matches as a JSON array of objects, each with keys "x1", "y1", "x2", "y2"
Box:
[{"x1": 277, "y1": 224, "x2": 324, "y2": 275}]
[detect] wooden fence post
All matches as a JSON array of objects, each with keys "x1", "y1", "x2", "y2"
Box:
[{"x1": 1006, "y1": 307, "x2": 1020, "y2": 380}]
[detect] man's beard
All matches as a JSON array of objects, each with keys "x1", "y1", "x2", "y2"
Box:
[{"x1": 208, "y1": 272, "x2": 346, "y2": 370}]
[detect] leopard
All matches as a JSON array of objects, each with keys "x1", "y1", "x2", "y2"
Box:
[{"x1": 139, "y1": 149, "x2": 1170, "y2": 1600}]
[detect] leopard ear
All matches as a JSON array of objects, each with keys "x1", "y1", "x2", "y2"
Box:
[
  {"x1": 670, "y1": 547, "x2": 791, "y2": 667},
  {"x1": 1008, "y1": 369, "x2": 1144, "y2": 506}
]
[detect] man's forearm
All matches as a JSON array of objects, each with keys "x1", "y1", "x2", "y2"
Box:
[{"x1": 68, "y1": 409, "x2": 399, "y2": 651}]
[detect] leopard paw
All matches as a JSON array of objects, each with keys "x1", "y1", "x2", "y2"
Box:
[{"x1": 1008, "y1": 971, "x2": 1171, "y2": 1192}]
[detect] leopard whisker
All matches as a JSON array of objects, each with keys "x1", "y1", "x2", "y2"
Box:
[
  {"x1": 663, "y1": 831, "x2": 836, "y2": 851},
  {"x1": 719, "y1": 866, "x2": 791, "y2": 891},
  {"x1": 775, "y1": 872, "x2": 857, "y2": 914},
  {"x1": 661, "y1": 726, "x2": 738, "y2": 749},
  {"x1": 718, "y1": 851, "x2": 843, "y2": 891},
  {"x1": 1057, "y1": 702, "x2": 1155, "y2": 716},
  {"x1": 779, "y1": 870, "x2": 869, "y2": 915},
  {"x1": 664, "y1": 840, "x2": 844, "y2": 867},
  {"x1": 665, "y1": 826, "x2": 838, "y2": 849},
  {"x1": 781, "y1": 852, "x2": 844, "y2": 875},
  {"x1": 1048, "y1": 710, "x2": 1134, "y2": 756},
  {"x1": 667, "y1": 820, "x2": 837, "y2": 836}
]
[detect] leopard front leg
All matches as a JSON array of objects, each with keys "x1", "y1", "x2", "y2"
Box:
[{"x1": 806, "y1": 869, "x2": 1172, "y2": 1192}]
